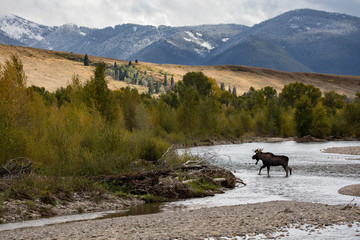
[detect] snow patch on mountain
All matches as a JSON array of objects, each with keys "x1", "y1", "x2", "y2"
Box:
[
  {"x1": 0, "y1": 13, "x2": 47, "y2": 41},
  {"x1": 184, "y1": 31, "x2": 214, "y2": 51}
]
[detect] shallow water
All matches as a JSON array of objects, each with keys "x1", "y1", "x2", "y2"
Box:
[
  {"x1": 170, "y1": 140, "x2": 360, "y2": 239},
  {"x1": 168, "y1": 141, "x2": 360, "y2": 210},
  {"x1": 1, "y1": 141, "x2": 359, "y2": 233}
]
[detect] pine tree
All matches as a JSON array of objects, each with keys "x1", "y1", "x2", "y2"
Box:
[
  {"x1": 164, "y1": 74, "x2": 168, "y2": 86},
  {"x1": 155, "y1": 82, "x2": 160, "y2": 94},
  {"x1": 228, "y1": 86, "x2": 231, "y2": 94},
  {"x1": 232, "y1": 87, "x2": 237, "y2": 97},
  {"x1": 171, "y1": 76, "x2": 175, "y2": 89},
  {"x1": 84, "y1": 54, "x2": 89, "y2": 66},
  {"x1": 220, "y1": 82, "x2": 225, "y2": 91}
]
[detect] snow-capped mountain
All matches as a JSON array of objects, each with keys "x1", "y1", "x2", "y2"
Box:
[
  {"x1": 1, "y1": 9, "x2": 360, "y2": 75},
  {"x1": 0, "y1": 13, "x2": 52, "y2": 46}
]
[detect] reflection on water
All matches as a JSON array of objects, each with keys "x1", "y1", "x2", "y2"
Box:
[
  {"x1": 97, "y1": 203, "x2": 162, "y2": 219},
  {"x1": 0, "y1": 203, "x2": 162, "y2": 232}
]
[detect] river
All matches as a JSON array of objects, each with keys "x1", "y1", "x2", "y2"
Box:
[
  {"x1": 1, "y1": 140, "x2": 360, "y2": 235},
  {"x1": 168, "y1": 140, "x2": 360, "y2": 210}
]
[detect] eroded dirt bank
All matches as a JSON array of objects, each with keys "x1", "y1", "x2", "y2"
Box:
[{"x1": 2, "y1": 201, "x2": 360, "y2": 240}]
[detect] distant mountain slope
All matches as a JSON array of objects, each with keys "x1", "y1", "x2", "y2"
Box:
[
  {"x1": 205, "y1": 9, "x2": 360, "y2": 75},
  {"x1": 203, "y1": 36, "x2": 312, "y2": 72},
  {"x1": 0, "y1": 9, "x2": 359, "y2": 75}
]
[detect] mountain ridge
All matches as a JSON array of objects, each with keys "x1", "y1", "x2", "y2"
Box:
[{"x1": 0, "y1": 9, "x2": 360, "y2": 76}]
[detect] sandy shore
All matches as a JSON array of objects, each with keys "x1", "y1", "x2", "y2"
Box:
[
  {"x1": 339, "y1": 184, "x2": 360, "y2": 197},
  {"x1": 323, "y1": 146, "x2": 360, "y2": 155},
  {"x1": 2, "y1": 201, "x2": 359, "y2": 240}
]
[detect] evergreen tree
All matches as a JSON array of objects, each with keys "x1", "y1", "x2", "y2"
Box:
[
  {"x1": 83, "y1": 62, "x2": 113, "y2": 120},
  {"x1": 128, "y1": 61, "x2": 132, "y2": 66},
  {"x1": 155, "y1": 82, "x2": 160, "y2": 94},
  {"x1": 164, "y1": 74, "x2": 168, "y2": 86},
  {"x1": 232, "y1": 87, "x2": 237, "y2": 97},
  {"x1": 220, "y1": 82, "x2": 225, "y2": 91},
  {"x1": 148, "y1": 81, "x2": 154, "y2": 94},
  {"x1": 84, "y1": 54, "x2": 89, "y2": 66},
  {"x1": 171, "y1": 76, "x2": 175, "y2": 89}
]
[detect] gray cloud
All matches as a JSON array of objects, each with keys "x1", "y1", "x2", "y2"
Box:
[{"x1": 1, "y1": 0, "x2": 359, "y2": 28}]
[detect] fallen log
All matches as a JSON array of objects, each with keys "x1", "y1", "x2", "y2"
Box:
[{"x1": 0, "y1": 157, "x2": 32, "y2": 177}]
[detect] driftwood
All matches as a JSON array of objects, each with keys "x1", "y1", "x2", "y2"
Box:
[
  {"x1": 0, "y1": 157, "x2": 33, "y2": 177},
  {"x1": 90, "y1": 164, "x2": 243, "y2": 200}
]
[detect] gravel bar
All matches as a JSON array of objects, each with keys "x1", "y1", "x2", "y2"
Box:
[{"x1": 2, "y1": 200, "x2": 360, "y2": 240}]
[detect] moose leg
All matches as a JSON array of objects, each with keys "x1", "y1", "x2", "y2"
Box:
[
  {"x1": 288, "y1": 166, "x2": 292, "y2": 175},
  {"x1": 258, "y1": 165, "x2": 266, "y2": 175},
  {"x1": 282, "y1": 165, "x2": 289, "y2": 177},
  {"x1": 267, "y1": 166, "x2": 270, "y2": 176}
]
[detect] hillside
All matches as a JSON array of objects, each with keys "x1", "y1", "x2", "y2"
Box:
[{"x1": 1, "y1": 44, "x2": 359, "y2": 97}]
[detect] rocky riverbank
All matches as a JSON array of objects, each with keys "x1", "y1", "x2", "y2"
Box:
[{"x1": 2, "y1": 200, "x2": 360, "y2": 239}]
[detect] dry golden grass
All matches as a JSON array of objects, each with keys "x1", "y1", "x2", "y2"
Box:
[{"x1": 1, "y1": 44, "x2": 359, "y2": 97}]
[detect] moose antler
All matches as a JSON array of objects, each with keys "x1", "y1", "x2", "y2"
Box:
[{"x1": 253, "y1": 148, "x2": 263, "y2": 153}]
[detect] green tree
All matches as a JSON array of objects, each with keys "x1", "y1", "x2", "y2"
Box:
[
  {"x1": 323, "y1": 91, "x2": 346, "y2": 115},
  {"x1": 219, "y1": 90, "x2": 233, "y2": 107},
  {"x1": 309, "y1": 103, "x2": 330, "y2": 138},
  {"x1": 118, "y1": 87, "x2": 140, "y2": 131},
  {"x1": 164, "y1": 74, "x2": 168, "y2": 86},
  {"x1": 83, "y1": 62, "x2": 114, "y2": 120},
  {"x1": 265, "y1": 98, "x2": 281, "y2": 136},
  {"x1": 344, "y1": 101, "x2": 360, "y2": 137},
  {"x1": 176, "y1": 87, "x2": 200, "y2": 137},
  {"x1": 220, "y1": 82, "x2": 225, "y2": 91},
  {"x1": 262, "y1": 86, "x2": 277, "y2": 103},
  {"x1": 0, "y1": 55, "x2": 29, "y2": 161},
  {"x1": 177, "y1": 72, "x2": 212, "y2": 97},
  {"x1": 232, "y1": 87, "x2": 237, "y2": 97},
  {"x1": 84, "y1": 54, "x2": 89, "y2": 66},
  {"x1": 170, "y1": 76, "x2": 175, "y2": 89},
  {"x1": 280, "y1": 82, "x2": 321, "y2": 108},
  {"x1": 294, "y1": 95, "x2": 313, "y2": 137},
  {"x1": 241, "y1": 87, "x2": 265, "y2": 111}
]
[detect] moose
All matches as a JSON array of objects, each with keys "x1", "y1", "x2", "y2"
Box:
[{"x1": 252, "y1": 149, "x2": 292, "y2": 177}]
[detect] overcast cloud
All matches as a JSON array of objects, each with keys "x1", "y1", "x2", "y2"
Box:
[{"x1": 1, "y1": 0, "x2": 360, "y2": 28}]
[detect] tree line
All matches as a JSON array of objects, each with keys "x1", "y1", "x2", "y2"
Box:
[{"x1": 1, "y1": 56, "x2": 359, "y2": 177}]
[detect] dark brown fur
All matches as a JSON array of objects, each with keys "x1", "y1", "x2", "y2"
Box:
[{"x1": 252, "y1": 149, "x2": 292, "y2": 177}]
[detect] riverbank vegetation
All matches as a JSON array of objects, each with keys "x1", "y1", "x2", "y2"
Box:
[{"x1": 0, "y1": 55, "x2": 359, "y2": 210}]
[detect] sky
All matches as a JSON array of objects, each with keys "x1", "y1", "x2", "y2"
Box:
[{"x1": 1, "y1": 0, "x2": 360, "y2": 28}]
